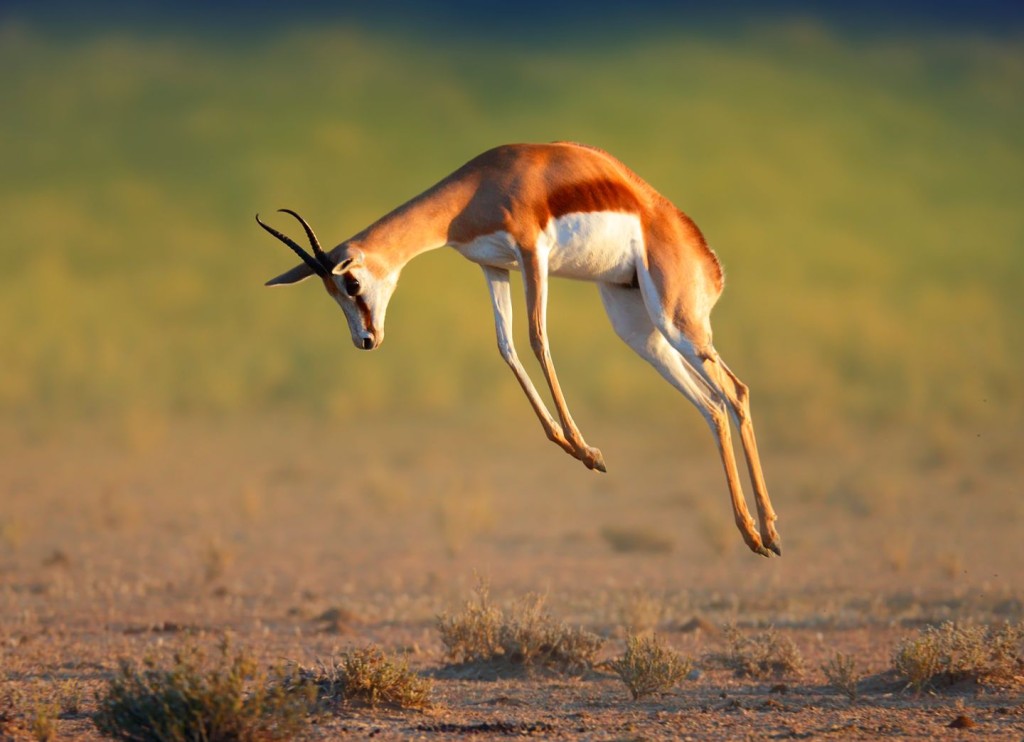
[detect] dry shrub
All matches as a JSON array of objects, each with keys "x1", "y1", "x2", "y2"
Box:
[
  {"x1": 93, "y1": 640, "x2": 313, "y2": 741},
  {"x1": 29, "y1": 701, "x2": 58, "y2": 742},
  {"x1": 893, "y1": 621, "x2": 1024, "y2": 692},
  {"x1": 437, "y1": 583, "x2": 603, "y2": 676},
  {"x1": 615, "y1": 590, "x2": 667, "y2": 636},
  {"x1": 0, "y1": 684, "x2": 73, "y2": 741},
  {"x1": 713, "y1": 625, "x2": 804, "y2": 679},
  {"x1": 0, "y1": 687, "x2": 18, "y2": 736},
  {"x1": 202, "y1": 539, "x2": 234, "y2": 584},
  {"x1": 822, "y1": 652, "x2": 861, "y2": 702},
  {"x1": 609, "y1": 634, "x2": 694, "y2": 700},
  {"x1": 56, "y1": 678, "x2": 84, "y2": 716},
  {"x1": 600, "y1": 526, "x2": 674, "y2": 554},
  {"x1": 289, "y1": 646, "x2": 432, "y2": 711},
  {"x1": 435, "y1": 476, "x2": 495, "y2": 557}
]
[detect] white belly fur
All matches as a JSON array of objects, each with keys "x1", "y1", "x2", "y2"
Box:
[
  {"x1": 455, "y1": 211, "x2": 643, "y2": 284},
  {"x1": 454, "y1": 230, "x2": 520, "y2": 270}
]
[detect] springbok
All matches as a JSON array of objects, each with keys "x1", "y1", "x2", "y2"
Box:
[{"x1": 258, "y1": 142, "x2": 780, "y2": 556}]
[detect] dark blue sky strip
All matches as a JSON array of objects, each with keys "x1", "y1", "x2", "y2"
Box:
[{"x1": 2, "y1": 0, "x2": 1022, "y2": 40}]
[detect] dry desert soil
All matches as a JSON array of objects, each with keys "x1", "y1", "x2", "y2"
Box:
[{"x1": 1, "y1": 416, "x2": 1022, "y2": 739}]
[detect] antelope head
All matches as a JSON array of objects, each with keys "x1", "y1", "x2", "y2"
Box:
[{"x1": 257, "y1": 210, "x2": 396, "y2": 351}]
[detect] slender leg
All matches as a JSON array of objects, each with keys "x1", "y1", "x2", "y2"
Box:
[
  {"x1": 481, "y1": 266, "x2": 576, "y2": 457},
  {"x1": 519, "y1": 248, "x2": 606, "y2": 472},
  {"x1": 707, "y1": 357, "x2": 781, "y2": 554},
  {"x1": 599, "y1": 284, "x2": 770, "y2": 556}
]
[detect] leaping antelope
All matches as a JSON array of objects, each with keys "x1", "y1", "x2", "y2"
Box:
[{"x1": 258, "y1": 142, "x2": 781, "y2": 557}]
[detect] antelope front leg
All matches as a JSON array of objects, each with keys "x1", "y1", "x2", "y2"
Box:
[
  {"x1": 518, "y1": 249, "x2": 607, "y2": 473},
  {"x1": 482, "y1": 266, "x2": 577, "y2": 458}
]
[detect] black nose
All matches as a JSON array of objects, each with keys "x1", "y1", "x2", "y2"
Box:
[{"x1": 361, "y1": 337, "x2": 373, "y2": 350}]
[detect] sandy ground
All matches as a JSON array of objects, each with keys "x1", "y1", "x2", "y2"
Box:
[{"x1": 1, "y1": 415, "x2": 1022, "y2": 739}]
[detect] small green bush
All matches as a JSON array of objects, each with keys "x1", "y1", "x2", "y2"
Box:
[
  {"x1": 600, "y1": 526, "x2": 674, "y2": 554},
  {"x1": 821, "y1": 652, "x2": 861, "y2": 702},
  {"x1": 893, "y1": 621, "x2": 1024, "y2": 692},
  {"x1": 29, "y1": 701, "x2": 59, "y2": 742},
  {"x1": 715, "y1": 625, "x2": 804, "y2": 679},
  {"x1": 290, "y1": 645, "x2": 432, "y2": 711},
  {"x1": 609, "y1": 634, "x2": 694, "y2": 700},
  {"x1": 438, "y1": 583, "x2": 603, "y2": 676},
  {"x1": 93, "y1": 641, "x2": 312, "y2": 742}
]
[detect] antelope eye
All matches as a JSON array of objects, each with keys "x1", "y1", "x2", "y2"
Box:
[{"x1": 343, "y1": 275, "x2": 361, "y2": 297}]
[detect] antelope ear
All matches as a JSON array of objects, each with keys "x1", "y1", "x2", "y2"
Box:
[
  {"x1": 331, "y1": 248, "x2": 365, "y2": 275},
  {"x1": 265, "y1": 263, "x2": 316, "y2": 286}
]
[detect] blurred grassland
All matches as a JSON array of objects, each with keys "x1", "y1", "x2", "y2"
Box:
[{"x1": 0, "y1": 21, "x2": 1021, "y2": 449}]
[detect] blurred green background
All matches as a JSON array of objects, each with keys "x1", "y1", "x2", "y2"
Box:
[{"x1": 1, "y1": 3, "x2": 1021, "y2": 452}]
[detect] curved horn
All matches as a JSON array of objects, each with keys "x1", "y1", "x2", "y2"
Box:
[
  {"x1": 277, "y1": 208, "x2": 333, "y2": 271},
  {"x1": 255, "y1": 212, "x2": 328, "y2": 278}
]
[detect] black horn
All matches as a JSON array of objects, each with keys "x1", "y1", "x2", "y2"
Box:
[
  {"x1": 255, "y1": 212, "x2": 330, "y2": 278},
  {"x1": 277, "y1": 208, "x2": 333, "y2": 272}
]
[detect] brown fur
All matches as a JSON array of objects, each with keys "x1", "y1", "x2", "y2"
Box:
[
  {"x1": 443, "y1": 145, "x2": 723, "y2": 309},
  {"x1": 274, "y1": 143, "x2": 724, "y2": 300},
  {"x1": 266, "y1": 142, "x2": 778, "y2": 556}
]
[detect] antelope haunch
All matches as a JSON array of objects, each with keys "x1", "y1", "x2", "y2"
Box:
[{"x1": 258, "y1": 142, "x2": 780, "y2": 557}]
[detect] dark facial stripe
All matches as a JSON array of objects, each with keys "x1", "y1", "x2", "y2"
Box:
[
  {"x1": 355, "y1": 295, "x2": 373, "y2": 333},
  {"x1": 324, "y1": 275, "x2": 375, "y2": 334}
]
